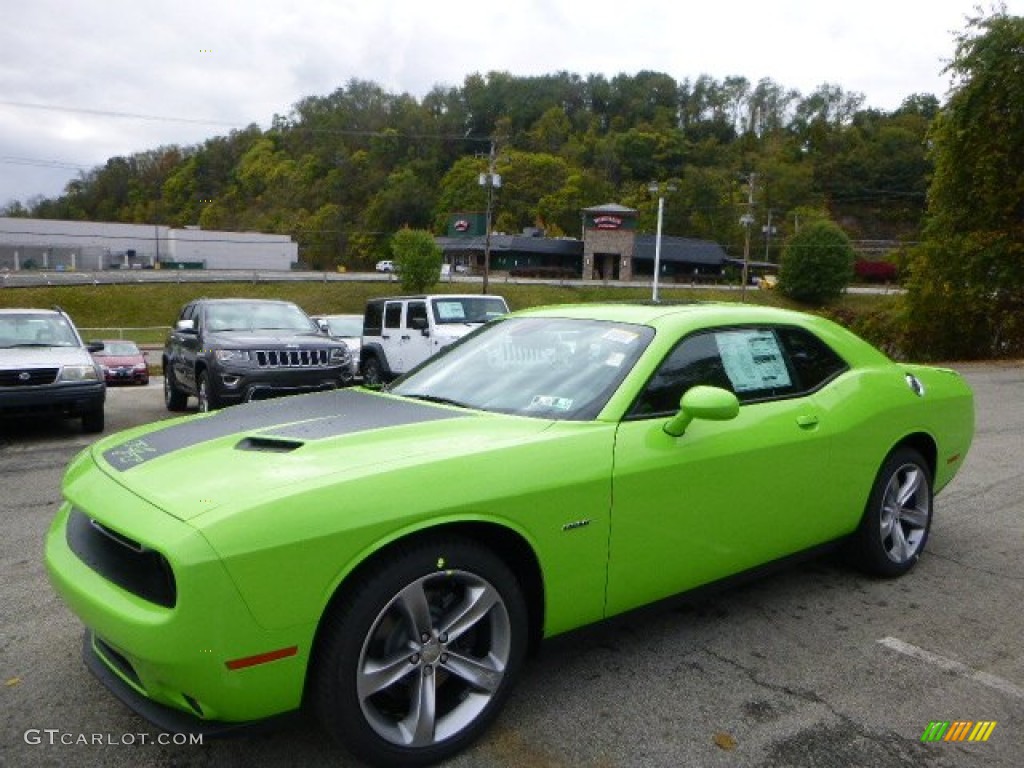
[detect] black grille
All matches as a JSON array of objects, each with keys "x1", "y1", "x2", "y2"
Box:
[
  {"x1": 254, "y1": 348, "x2": 331, "y2": 368},
  {"x1": 0, "y1": 368, "x2": 59, "y2": 386},
  {"x1": 94, "y1": 635, "x2": 143, "y2": 690},
  {"x1": 66, "y1": 509, "x2": 177, "y2": 608}
]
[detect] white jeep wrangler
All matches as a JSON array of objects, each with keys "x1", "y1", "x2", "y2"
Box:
[{"x1": 360, "y1": 294, "x2": 509, "y2": 385}]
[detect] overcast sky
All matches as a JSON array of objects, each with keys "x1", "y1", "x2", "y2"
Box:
[{"x1": 0, "y1": 0, "x2": 1015, "y2": 208}]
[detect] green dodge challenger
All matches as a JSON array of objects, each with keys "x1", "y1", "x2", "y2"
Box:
[{"x1": 45, "y1": 302, "x2": 974, "y2": 766}]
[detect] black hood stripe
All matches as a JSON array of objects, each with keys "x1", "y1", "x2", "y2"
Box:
[{"x1": 102, "y1": 389, "x2": 469, "y2": 471}]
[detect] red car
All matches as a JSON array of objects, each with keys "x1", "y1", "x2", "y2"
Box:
[{"x1": 92, "y1": 340, "x2": 150, "y2": 385}]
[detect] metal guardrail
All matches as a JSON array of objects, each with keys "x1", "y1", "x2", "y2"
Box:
[{"x1": 79, "y1": 327, "x2": 171, "y2": 344}]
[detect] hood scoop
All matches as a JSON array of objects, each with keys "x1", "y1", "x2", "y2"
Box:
[{"x1": 235, "y1": 436, "x2": 304, "y2": 453}]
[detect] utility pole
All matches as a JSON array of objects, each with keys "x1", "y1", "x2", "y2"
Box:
[
  {"x1": 740, "y1": 172, "x2": 756, "y2": 302},
  {"x1": 478, "y1": 141, "x2": 501, "y2": 295}
]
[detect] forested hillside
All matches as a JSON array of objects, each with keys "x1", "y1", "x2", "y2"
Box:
[{"x1": 5, "y1": 71, "x2": 938, "y2": 270}]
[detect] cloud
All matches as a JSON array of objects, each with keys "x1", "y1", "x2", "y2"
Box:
[{"x1": 0, "y1": 0, "x2": 992, "y2": 205}]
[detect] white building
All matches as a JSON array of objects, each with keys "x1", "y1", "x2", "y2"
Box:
[{"x1": 0, "y1": 217, "x2": 298, "y2": 272}]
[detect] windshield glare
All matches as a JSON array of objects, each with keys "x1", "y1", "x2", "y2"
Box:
[
  {"x1": 326, "y1": 316, "x2": 362, "y2": 337},
  {"x1": 0, "y1": 314, "x2": 79, "y2": 348},
  {"x1": 205, "y1": 302, "x2": 316, "y2": 333},
  {"x1": 392, "y1": 317, "x2": 654, "y2": 420},
  {"x1": 430, "y1": 297, "x2": 508, "y2": 325}
]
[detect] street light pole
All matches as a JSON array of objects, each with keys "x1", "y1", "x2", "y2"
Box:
[
  {"x1": 648, "y1": 181, "x2": 675, "y2": 302},
  {"x1": 653, "y1": 194, "x2": 665, "y2": 302}
]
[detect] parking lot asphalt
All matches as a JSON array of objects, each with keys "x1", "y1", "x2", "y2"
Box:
[{"x1": 1, "y1": 366, "x2": 1022, "y2": 767}]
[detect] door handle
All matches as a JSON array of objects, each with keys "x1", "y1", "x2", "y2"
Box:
[{"x1": 796, "y1": 414, "x2": 819, "y2": 428}]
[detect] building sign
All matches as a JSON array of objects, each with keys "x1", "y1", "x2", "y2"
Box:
[
  {"x1": 584, "y1": 210, "x2": 637, "y2": 231},
  {"x1": 447, "y1": 212, "x2": 487, "y2": 237},
  {"x1": 594, "y1": 215, "x2": 623, "y2": 229}
]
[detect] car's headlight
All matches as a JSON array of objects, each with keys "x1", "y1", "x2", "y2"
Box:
[
  {"x1": 215, "y1": 349, "x2": 250, "y2": 363},
  {"x1": 330, "y1": 347, "x2": 352, "y2": 364},
  {"x1": 60, "y1": 365, "x2": 100, "y2": 382}
]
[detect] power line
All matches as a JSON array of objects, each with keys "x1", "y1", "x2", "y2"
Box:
[
  {"x1": 0, "y1": 156, "x2": 91, "y2": 171},
  {"x1": 0, "y1": 100, "x2": 242, "y2": 128}
]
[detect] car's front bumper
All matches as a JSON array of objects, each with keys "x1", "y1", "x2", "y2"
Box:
[
  {"x1": 0, "y1": 380, "x2": 104, "y2": 418},
  {"x1": 212, "y1": 365, "x2": 352, "y2": 405},
  {"x1": 45, "y1": 474, "x2": 312, "y2": 724}
]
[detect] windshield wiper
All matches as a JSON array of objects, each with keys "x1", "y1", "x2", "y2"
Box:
[{"x1": 401, "y1": 393, "x2": 469, "y2": 409}]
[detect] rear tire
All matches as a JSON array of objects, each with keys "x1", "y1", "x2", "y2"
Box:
[
  {"x1": 311, "y1": 536, "x2": 527, "y2": 767},
  {"x1": 848, "y1": 447, "x2": 933, "y2": 577},
  {"x1": 163, "y1": 367, "x2": 188, "y2": 411}
]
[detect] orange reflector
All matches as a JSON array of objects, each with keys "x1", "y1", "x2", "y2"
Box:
[{"x1": 225, "y1": 646, "x2": 298, "y2": 671}]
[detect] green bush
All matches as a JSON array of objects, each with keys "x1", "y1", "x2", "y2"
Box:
[
  {"x1": 779, "y1": 221, "x2": 855, "y2": 305},
  {"x1": 391, "y1": 229, "x2": 442, "y2": 294}
]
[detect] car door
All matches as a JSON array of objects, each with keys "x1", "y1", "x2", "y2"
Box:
[
  {"x1": 605, "y1": 325, "x2": 848, "y2": 616},
  {"x1": 401, "y1": 300, "x2": 433, "y2": 370},
  {"x1": 167, "y1": 303, "x2": 198, "y2": 392},
  {"x1": 381, "y1": 301, "x2": 405, "y2": 373}
]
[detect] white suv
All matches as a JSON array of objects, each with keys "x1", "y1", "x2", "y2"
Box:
[{"x1": 360, "y1": 294, "x2": 509, "y2": 385}]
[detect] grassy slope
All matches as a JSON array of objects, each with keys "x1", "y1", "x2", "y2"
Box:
[{"x1": 0, "y1": 279, "x2": 904, "y2": 350}]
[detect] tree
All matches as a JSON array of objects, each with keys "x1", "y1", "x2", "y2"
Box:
[
  {"x1": 778, "y1": 220, "x2": 855, "y2": 304},
  {"x1": 905, "y1": 7, "x2": 1024, "y2": 359},
  {"x1": 391, "y1": 228, "x2": 442, "y2": 293}
]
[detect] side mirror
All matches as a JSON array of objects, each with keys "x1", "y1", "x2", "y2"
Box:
[
  {"x1": 174, "y1": 319, "x2": 196, "y2": 334},
  {"x1": 409, "y1": 317, "x2": 428, "y2": 332},
  {"x1": 663, "y1": 386, "x2": 740, "y2": 437},
  {"x1": 87, "y1": 341, "x2": 104, "y2": 353},
  {"x1": 316, "y1": 319, "x2": 329, "y2": 334}
]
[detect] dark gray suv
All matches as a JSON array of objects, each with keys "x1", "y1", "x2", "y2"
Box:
[
  {"x1": 162, "y1": 298, "x2": 353, "y2": 412},
  {"x1": 0, "y1": 307, "x2": 106, "y2": 433}
]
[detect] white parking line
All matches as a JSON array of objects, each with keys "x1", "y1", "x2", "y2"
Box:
[{"x1": 878, "y1": 636, "x2": 1024, "y2": 701}]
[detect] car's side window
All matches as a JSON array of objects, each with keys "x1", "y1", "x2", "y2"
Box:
[
  {"x1": 628, "y1": 333, "x2": 733, "y2": 416},
  {"x1": 775, "y1": 326, "x2": 848, "y2": 390},
  {"x1": 627, "y1": 326, "x2": 848, "y2": 419},
  {"x1": 407, "y1": 302, "x2": 428, "y2": 330},
  {"x1": 364, "y1": 302, "x2": 383, "y2": 335},
  {"x1": 384, "y1": 303, "x2": 403, "y2": 330}
]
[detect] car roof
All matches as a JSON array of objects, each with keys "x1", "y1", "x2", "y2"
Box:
[
  {"x1": 0, "y1": 307, "x2": 62, "y2": 315},
  {"x1": 194, "y1": 298, "x2": 295, "y2": 305},
  {"x1": 511, "y1": 302, "x2": 890, "y2": 365},
  {"x1": 367, "y1": 295, "x2": 507, "y2": 302}
]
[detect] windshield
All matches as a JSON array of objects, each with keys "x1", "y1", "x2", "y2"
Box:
[
  {"x1": 204, "y1": 302, "x2": 317, "y2": 333},
  {"x1": 430, "y1": 297, "x2": 508, "y2": 325},
  {"x1": 325, "y1": 316, "x2": 362, "y2": 337},
  {"x1": 392, "y1": 317, "x2": 654, "y2": 420},
  {"x1": 0, "y1": 313, "x2": 80, "y2": 348},
  {"x1": 96, "y1": 341, "x2": 140, "y2": 356}
]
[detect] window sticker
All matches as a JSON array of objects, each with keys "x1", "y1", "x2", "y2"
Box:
[
  {"x1": 602, "y1": 328, "x2": 640, "y2": 345},
  {"x1": 715, "y1": 331, "x2": 792, "y2": 392},
  {"x1": 528, "y1": 395, "x2": 574, "y2": 411},
  {"x1": 435, "y1": 301, "x2": 467, "y2": 321},
  {"x1": 605, "y1": 352, "x2": 626, "y2": 368}
]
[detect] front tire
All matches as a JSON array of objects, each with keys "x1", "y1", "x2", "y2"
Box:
[
  {"x1": 312, "y1": 536, "x2": 527, "y2": 767},
  {"x1": 362, "y1": 355, "x2": 386, "y2": 387},
  {"x1": 849, "y1": 447, "x2": 933, "y2": 577},
  {"x1": 196, "y1": 370, "x2": 220, "y2": 412},
  {"x1": 81, "y1": 408, "x2": 104, "y2": 434}
]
